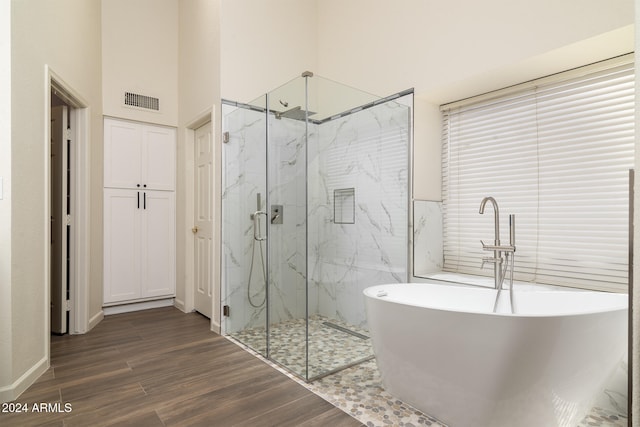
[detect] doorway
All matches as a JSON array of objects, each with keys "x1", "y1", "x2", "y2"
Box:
[{"x1": 50, "y1": 95, "x2": 71, "y2": 334}]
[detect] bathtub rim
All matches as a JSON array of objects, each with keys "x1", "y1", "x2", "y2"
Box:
[{"x1": 363, "y1": 281, "x2": 629, "y2": 318}]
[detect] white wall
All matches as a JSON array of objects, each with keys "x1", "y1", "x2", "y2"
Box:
[
  {"x1": 102, "y1": 0, "x2": 179, "y2": 126},
  {"x1": 3, "y1": 0, "x2": 102, "y2": 401},
  {"x1": 219, "y1": 0, "x2": 318, "y2": 103},
  {"x1": 0, "y1": 0, "x2": 12, "y2": 393},
  {"x1": 413, "y1": 99, "x2": 441, "y2": 200},
  {"x1": 179, "y1": 1, "x2": 220, "y2": 125},
  {"x1": 316, "y1": 0, "x2": 632, "y2": 102}
]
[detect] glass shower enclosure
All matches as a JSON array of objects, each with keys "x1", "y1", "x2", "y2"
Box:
[{"x1": 222, "y1": 72, "x2": 411, "y2": 381}]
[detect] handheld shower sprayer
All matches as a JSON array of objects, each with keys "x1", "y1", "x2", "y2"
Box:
[{"x1": 247, "y1": 192, "x2": 267, "y2": 307}]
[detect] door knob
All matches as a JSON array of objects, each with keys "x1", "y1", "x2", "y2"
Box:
[{"x1": 192, "y1": 226, "x2": 199, "y2": 233}]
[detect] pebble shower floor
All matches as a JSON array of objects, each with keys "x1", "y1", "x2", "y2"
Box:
[{"x1": 230, "y1": 315, "x2": 374, "y2": 380}]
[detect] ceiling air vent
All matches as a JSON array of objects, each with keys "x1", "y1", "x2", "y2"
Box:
[{"x1": 124, "y1": 92, "x2": 160, "y2": 112}]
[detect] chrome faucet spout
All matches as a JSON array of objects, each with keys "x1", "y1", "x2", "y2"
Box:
[{"x1": 479, "y1": 196, "x2": 500, "y2": 245}]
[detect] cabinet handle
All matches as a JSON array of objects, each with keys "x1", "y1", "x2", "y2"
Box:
[
  {"x1": 144, "y1": 192, "x2": 146, "y2": 209},
  {"x1": 137, "y1": 192, "x2": 140, "y2": 209}
]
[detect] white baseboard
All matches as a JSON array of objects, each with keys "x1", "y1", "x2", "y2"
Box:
[
  {"x1": 174, "y1": 298, "x2": 186, "y2": 312},
  {"x1": 88, "y1": 310, "x2": 104, "y2": 331},
  {"x1": 211, "y1": 319, "x2": 221, "y2": 334},
  {"x1": 103, "y1": 298, "x2": 175, "y2": 316},
  {"x1": 0, "y1": 356, "x2": 48, "y2": 403}
]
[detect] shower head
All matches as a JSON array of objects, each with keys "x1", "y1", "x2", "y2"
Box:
[
  {"x1": 279, "y1": 99, "x2": 289, "y2": 107},
  {"x1": 274, "y1": 106, "x2": 316, "y2": 121}
]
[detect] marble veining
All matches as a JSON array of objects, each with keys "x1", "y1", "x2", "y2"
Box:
[{"x1": 413, "y1": 200, "x2": 443, "y2": 276}]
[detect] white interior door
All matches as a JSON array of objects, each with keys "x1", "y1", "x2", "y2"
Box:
[
  {"x1": 193, "y1": 121, "x2": 214, "y2": 318},
  {"x1": 51, "y1": 105, "x2": 68, "y2": 334}
]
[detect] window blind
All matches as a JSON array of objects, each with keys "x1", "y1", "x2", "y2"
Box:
[{"x1": 441, "y1": 56, "x2": 634, "y2": 292}]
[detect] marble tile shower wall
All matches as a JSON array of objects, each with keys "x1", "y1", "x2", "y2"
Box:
[
  {"x1": 308, "y1": 101, "x2": 410, "y2": 329},
  {"x1": 413, "y1": 200, "x2": 444, "y2": 276}
]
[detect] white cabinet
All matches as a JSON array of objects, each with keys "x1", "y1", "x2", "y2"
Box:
[
  {"x1": 103, "y1": 118, "x2": 176, "y2": 305},
  {"x1": 104, "y1": 117, "x2": 176, "y2": 191},
  {"x1": 104, "y1": 189, "x2": 176, "y2": 304}
]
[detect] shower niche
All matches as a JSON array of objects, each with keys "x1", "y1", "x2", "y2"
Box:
[
  {"x1": 222, "y1": 72, "x2": 411, "y2": 381},
  {"x1": 334, "y1": 188, "x2": 355, "y2": 224}
]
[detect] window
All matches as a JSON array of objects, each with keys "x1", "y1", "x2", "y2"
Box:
[{"x1": 441, "y1": 55, "x2": 634, "y2": 292}]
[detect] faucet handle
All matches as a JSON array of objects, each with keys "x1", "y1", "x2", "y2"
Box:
[{"x1": 481, "y1": 256, "x2": 502, "y2": 269}]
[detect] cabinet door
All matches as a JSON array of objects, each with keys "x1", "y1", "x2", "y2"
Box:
[
  {"x1": 143, "y1": 125, "x2": 176, "y2": 191},
  {"x1": 104, "y1": 188, "x2": 142, "y2": 303},
  {"x1": 141, "y1": 190, "x2": 175, "y2": 297},
  {"x1": 104, "y1": 118, "x2": 143, "y2": 189}
]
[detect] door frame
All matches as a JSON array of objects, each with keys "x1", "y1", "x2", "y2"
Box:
[
  {"x1": 183, "y1": 106, "x2": 221, "y2": 333},
  {"x1": 45, "y1": 66, "x2": 91, "y2": 342}
]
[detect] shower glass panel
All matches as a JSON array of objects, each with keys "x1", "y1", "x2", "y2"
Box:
[
  {"x1": 265, "y1": 77, "x2": 309, "y2": 378},
  {"x1": 221, "y1": 95, "x2": 268, "y2": 357},
  {"x1": 222, "y1": 73, "x2": 411, "y2": 381}
]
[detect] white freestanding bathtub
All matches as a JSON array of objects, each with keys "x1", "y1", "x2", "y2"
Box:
[{"x1": 363, "y1": 282, "x2": 628, "y2": 427}]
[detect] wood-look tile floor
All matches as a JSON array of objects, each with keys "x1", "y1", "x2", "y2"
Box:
[{"x1": 0, "y1": 307, "x2": 363, "y2": 427}]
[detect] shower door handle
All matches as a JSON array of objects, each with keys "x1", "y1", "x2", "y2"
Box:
[{"x1": 252, "y1": 210, "x2": 267, "y2": 241}]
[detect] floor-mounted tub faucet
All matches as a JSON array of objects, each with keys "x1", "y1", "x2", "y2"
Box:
[
  {"x1": 479, "y1": 197, "x2": 502, "y2": 290},
  {"x1": 479, "y1": 197, "x2": 516, "y2": 312}
]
